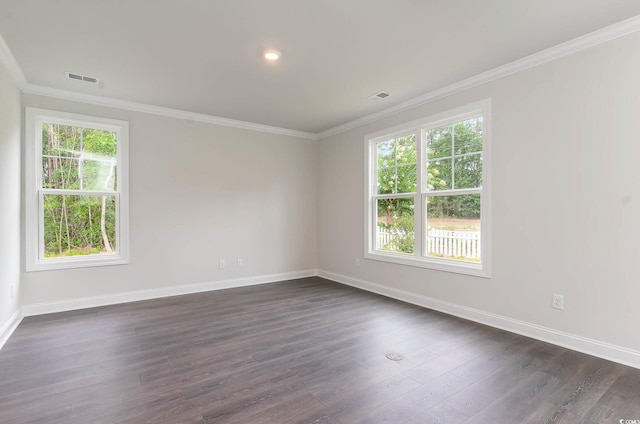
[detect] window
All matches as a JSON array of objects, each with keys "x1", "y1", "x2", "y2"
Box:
[
  {"x1": 365, "y1": 100, "x2": 490, "y2": 277},
  {"x1": 26, "y1": 108, "x2": 129, "y2": 271}
]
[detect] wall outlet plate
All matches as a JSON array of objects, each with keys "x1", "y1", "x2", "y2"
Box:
[{"x1": 552, "y1": 294, "x2": 564, "y2": 310}]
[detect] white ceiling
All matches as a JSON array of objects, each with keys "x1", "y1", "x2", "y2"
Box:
[{"x1": 1, "y1": 0, "x2": 640, "y2": 134}]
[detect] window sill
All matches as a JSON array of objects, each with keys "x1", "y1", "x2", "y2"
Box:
[
  {"x1": 26, "y1": 255, "x2": 128, "y2": 272},
  {"x1": 364, "y1": 250, "x2": 490, "y2": 278}
]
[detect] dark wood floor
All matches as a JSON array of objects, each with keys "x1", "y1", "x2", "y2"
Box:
[{"x1": 1, "y1": 277, "x2": 639, "y2": 424}]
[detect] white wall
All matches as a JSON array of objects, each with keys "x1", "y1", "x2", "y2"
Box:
[
  {"x1": 5, "y1": 26, "x2": 640, "y2": 368},
  {"x1": 21, "y1": 94, "x2": 318, "y2": 307},
  {"x1": 318, "y1": 31, "x2": 640, "y2": 355},
  {"x1": 0, "y1": 60, "x2": 21, "y2": 336}
]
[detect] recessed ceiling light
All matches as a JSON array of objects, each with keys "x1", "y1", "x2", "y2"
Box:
[{"x1": 263, "y1": 49, "x2": 281, "y2": 61}]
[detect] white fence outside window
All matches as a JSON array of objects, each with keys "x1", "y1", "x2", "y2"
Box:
[{"x1": 377, "y1": 227, "x2": 480, "y2": 260}]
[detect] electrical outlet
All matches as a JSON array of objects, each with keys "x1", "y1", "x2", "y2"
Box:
[
  {"x1": 355, "y1": 258, "x2": 360, "y2": 267},
  {"x1": 237, "y1": 258, "x2": 243, "y2": 268},
  {"x1": 552, "y1": 294, "x2": 564, "y2": 310},
  {"x1": 219, "y1": 259, "x2": 226, "y2": 269}
]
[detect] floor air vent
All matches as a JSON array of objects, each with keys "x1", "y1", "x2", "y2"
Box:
[{"x1": 385, "y1": 352, "x2": 405, "y2": 361}]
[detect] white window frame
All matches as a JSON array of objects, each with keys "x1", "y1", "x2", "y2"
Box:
[
  {"x1": 364, "y1": 99, "x2": 491, "y2": 277},
  {"x1": 25, "y1": 108, "x2": 129, "y2": 271}
]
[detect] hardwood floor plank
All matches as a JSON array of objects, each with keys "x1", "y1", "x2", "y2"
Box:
[
  {"x1": 358, "y1": 371, "x2": 473, "y2": 423},
  {"x1": 447, "y1": 335, "x2": 540, "y2": 384},
  {"x1": 543, "y1": 358, "x2": 620, "y2": 418},
  {"x1": 582, "y1": 373, "x2": 640, "y2": 422},
  {"x1": 406, "y1": 402, "x2": 471, "y2": 424},
  {"x1": 1, "y1": 277, "x2": 639, "y2": 424},
  {"x1": 521, "y1": 401, "x2": 586, "y2": 424},
  {"x1": 228, "y1": 393, "x2": 325, "y2": 424},
  {"x1": 463, "y1": 371, "x2": 562, "y2": 424},
  {"x1": 403, "y1": 336, "x2": 502, "y2": 385},
  {"x1": 292, "y1": 373, "x2": 422, "y2": 423}
]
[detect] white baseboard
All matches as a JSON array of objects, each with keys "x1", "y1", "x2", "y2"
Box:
[
  {"x1": 22, "y1": 269, "x2": 318, "y2": 317},
  {"x1": 318, "y1": 270, "x2": 640, "y2": 370},
  {"x1": 11, "y1": 268, "x2": 640, "y2": 370},
  {"x1": 0, "y1": 308, "x2": 24, "y2": 350}
]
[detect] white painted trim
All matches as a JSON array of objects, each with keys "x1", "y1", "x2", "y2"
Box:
[
  {"x1": 5, "y1": 16, "x2": 640, "y2": 140},
  {"x1": 22, "y1": 84, "x2": 318, "y2": 140},
  {"x1": 318, "y1": 270, "x2": 640, "y2": 370},
  {"x1": 21, "y1": 269, "x2": 318, "y2": 317},
  {"x1": 0, "y1": 309, "x2": 24, "y2": 350},
  {"x1": 317, "y1": 14, "x2": 640, "y2": 139},
  {"x1": 0, "y1": 34, "x2": 27, "y2": 89},
  {"x1": 9, "y1": 268, "x2": 640, "y2": 370},
  {"x1": 25, "y1": 108, "x2": 130, "y2": 272},
  {"x1": 364, "y1": 100, "x2": 491, "y2": 278}
]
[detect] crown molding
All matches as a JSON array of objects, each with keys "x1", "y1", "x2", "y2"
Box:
[
  {"x1": 0, "y1": 34, "x2": 27, "y2": 89},
  {"x1": 317, "y1": 14, "x2": 640, "y2": 140},
  {"x1": 5, "y1": 14, "x2": 640, "y2": 141},
  {"x1": 22, "y1": 84, "x2": 317, "y2": 140},
  {"x1": 1, "y1": 30, "x2": 314, "y2": 139}
]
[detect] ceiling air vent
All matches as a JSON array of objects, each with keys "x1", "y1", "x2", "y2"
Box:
[
  {"x1": 367, "y1": 91, "x2": 390, "y2": 102},
  {"x1": 66, "y1": 72, "x2": 99, "y2": 84}
]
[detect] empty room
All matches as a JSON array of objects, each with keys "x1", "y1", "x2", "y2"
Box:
[{"x1": 1, "y1": 1, "x2": 640, "y2": 423}]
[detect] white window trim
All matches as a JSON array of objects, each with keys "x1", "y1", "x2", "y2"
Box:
[
  {"x1": 364, "y1": 99, "x2": 491, "y2": 278},
  {"x1": 25, "y1": 107, "x2": 130, "y2": 272}
]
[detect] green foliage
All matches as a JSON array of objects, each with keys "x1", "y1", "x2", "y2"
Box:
[
  {"x1": 373, "y1": 118, "x2": 483, "y2": 256},
  {"x1": 376, "y1": 134, "x2": 417, "y2": 195},
  {"x1": 45, "y1": 247, "x2": 104, "y2": 258},
  {"x1": 43, "y1": 194, "x2": 117, "y2": 257},
  {"x1": 427, "y1": 194, "x2": 481, "y2": 220},
  {"x1": 377, "y1": 197, "x2": 415, "y2": 254},
  {"x1": 425, "y1": 118, "x2": 483, "y2": 219},
  {"x1": 381, "y1": 214, "x2": 415, "y2": 254},
  {"x1": 41, "y1": 123, "x2": 118, "y2": 258},
  {"x1": 376, "y1": 134, "x2": 417, "y2": 237}
]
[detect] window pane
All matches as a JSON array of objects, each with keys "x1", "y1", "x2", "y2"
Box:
[
  {"x1": 425, "y1": 194, "x2": 480, "y2": 262},
  {"x1": 426, "y1": 158, "x2": 452, "y2": 191},
  {"x1": 377, "y1": 134, "x2": 416, "y2": 195},
  {"x1": 426, "y1": 125, "x2": 452, "y2": 159},
  {"x1": 82, "y1": 128, "x2": 117, "y2": 157},
  {"x1": 41, "y1": 124, "x2": 118, "y2": 192},
  {"x1": 42, "y1": 124, "x2": 81, "y2": 157},
  {"x1": 453, "y1": 118, "x2": 483, "y2": 155},
  {"x1": 425, "y1": 117, "x2": 483, "y2": 191},
  {"x1": 43, "y1": 194, "x2": 117, "y2": 258},
  {"x1": 377, "y1": 166, "x2": 396, "y2": 194},
  {"x1": 377, "y1": 139, "x2": 396, "y2": 168},
  {"x1": 82, "y1": 160, "x2": 118, "y2": 191},
  {"x1": 395, "y1": 134, "x2": 415, "y2": 165},
  {"x1": 454, "y1": 153, "x2": 482, "y2": 189},
  {"x1": 396, "y1": 164, "x2": 417, "y2": 193},
  {"x1": 42, "y1": 157, "x2": 80, "y2": 189},
  {"x1": 376, "y1": 197, "x2": 414, "y2": 254},
  {"x1": 42, "y1": 157, "x2": 117, "y2": 191}
]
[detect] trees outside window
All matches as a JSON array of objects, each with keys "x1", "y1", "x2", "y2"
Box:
[
  {"x1": 26, "y1": 108, "x2": 129, "y2": 271},
  {"x1": 366, "y1": 100, "x2": 490, "y2": 277}
]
